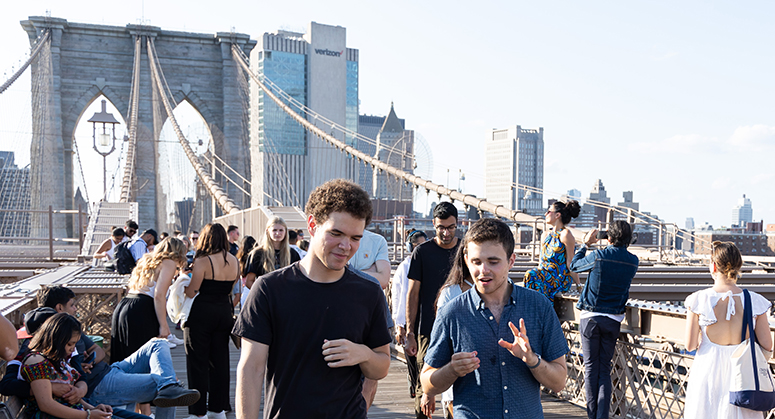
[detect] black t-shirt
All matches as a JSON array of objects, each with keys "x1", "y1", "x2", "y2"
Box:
[
  {"x1": 245, "y1": 247, "x2": 300, "y2": 277},
  {"x1": 229, "y1": 242, "x2": 239, "y2": 256},
  {"x1": 407, "y1": 239, "x2": 460, "y2": 336},
  {"x1": 233, "y1": 264, "x2": 391, "y2": 419}
]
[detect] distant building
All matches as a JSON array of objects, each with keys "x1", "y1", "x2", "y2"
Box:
[
  {"x1": 686, "y1": 217, "x2": 695, "y2": 230},
  {"x1": 695, "y1": 229, "x2": 774, "y2": 256},
  {"x1": 249, "y1": 22, "x2": 359, "y2": 208},
  {"x1": 175, "y1": 198, "x2": 195, "y2": 235},
  {"x1": 575, "y1": 179, "x2": 610, "y2": 229},
  {"x1": 484, "y1": 126, "x2": 544, "y2": 216},
  {"x1": 357, "y1": 104, "x2": 414, "y2": 203},
  {"x1": 0, "y1": 151, "x2": 31, "y2": 240},
  {"x1": 732, "y1": 194, "x2": 753, "y2": 227}
]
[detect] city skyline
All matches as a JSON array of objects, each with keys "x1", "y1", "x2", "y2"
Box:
[{"x1": 0, "y1": 1, "x2": 772, "y2": 228}]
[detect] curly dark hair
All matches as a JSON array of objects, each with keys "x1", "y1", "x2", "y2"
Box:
[{"x1": 305, "y1": 179, "x2": 372, "y2": 226}]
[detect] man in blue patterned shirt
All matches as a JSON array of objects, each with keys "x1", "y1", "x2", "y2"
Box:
[{"x1": 421, "y1": 218, "x2": 569, "y2": 418}]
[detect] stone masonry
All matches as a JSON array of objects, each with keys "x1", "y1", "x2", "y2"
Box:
[{"x1": 21, "y1": 16, "x2": 255, "y2": 235}]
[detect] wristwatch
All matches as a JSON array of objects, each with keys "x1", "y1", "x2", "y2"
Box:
[{"x1": 527, "y1": 353, "x2": 542, "y2": 369}]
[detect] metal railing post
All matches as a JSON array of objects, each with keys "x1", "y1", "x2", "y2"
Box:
[
  {"x1": 657, "y1": 223, "x2": 663, "y2": 263},
  {"x1": 48, "y1": 206, "x2": 54, "y2": 262},
  {"x1": 78, "y1": 204, "x2": 84, "y2": 252}
]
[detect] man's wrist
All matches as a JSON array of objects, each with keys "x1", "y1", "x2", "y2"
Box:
[{"x1": 525, "y1": 352, "x2": 541, "y2": 369}]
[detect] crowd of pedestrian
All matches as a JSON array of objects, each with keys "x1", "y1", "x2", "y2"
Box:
[{"x1": 1, "y1": 178, "x2": 769, "y2": 419}]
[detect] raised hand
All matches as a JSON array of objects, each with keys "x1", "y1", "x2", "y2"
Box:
[{"x1": 498, "y1": 319, "x2": 535, "y2": 363}]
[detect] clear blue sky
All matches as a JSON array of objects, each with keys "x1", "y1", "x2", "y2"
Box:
[{"x1": 1, "y1": 1, "x2": 773, "y2": 228}]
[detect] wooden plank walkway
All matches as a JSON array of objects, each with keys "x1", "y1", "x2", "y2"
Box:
[{"x1": 166, "y1": 335, "x2": 586, "y2": 418}]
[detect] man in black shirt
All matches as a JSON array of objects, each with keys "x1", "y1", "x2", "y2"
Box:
[
  {"x1": 227, "y1": 225, "x2": 240, "y2": 256},
  {"x1": 233, "y1": 179, "x2": 391, "y2": 419},
  {"x1": 406, "y1": 202, "x2": 460, "y2": 419}
]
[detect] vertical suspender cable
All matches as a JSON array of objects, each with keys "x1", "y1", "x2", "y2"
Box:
[{"x1": 147, "y1": 38, "x2": 240, "y2": 214}]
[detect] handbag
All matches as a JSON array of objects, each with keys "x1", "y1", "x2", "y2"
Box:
[{"x1": 729, "y1": 289, "x2": 775, "y2": 411}]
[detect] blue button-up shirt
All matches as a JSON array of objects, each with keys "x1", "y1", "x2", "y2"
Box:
[{"x1": 425, "y1": 282, "x2": 569, "y2": 419}]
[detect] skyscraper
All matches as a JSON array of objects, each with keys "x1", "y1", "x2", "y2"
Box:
[
  {"x1": 357, "y1": 104, "x2": 414, "y2": 202},
  {"x1": 484, "y1": 126, "x2": 544, "y2": 215},
  {"x1": 249, "y1": 22, "x2": 359, "y2": 207},
  {"x1": 732, "y1": 194, "x2": 753, "y2": 227}
]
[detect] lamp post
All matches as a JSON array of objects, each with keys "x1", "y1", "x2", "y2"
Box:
[{"x1": 87, "y1": 100, "x2": 120, "y2": 199}]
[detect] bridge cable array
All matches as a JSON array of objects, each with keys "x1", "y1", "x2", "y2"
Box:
[
  {"x1": 0, "y1": 30, "x2": 50, "y2": 95},
  {"x1": 119, "y1": 35, "x2": 142, "y2": 203},
  {"x1": 146, "y1": 37, "x2": 240, "y2": 214},
  {"x1": 230, "y1": 45, "x2": 552, "y2": 229}
]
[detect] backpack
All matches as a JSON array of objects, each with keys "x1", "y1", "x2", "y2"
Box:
[{"x1": 114, "y1": 241, "x2": 137, "y2": 275}]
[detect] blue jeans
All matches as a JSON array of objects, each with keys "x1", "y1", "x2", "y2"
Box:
[
  {"x1": 89, "y1": 339, "x2": 178, "y2": 419},
  {"x1": 580, "y1": 316, "x2": 620, "y2": 419}
]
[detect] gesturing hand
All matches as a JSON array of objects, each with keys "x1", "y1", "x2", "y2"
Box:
[
  {"x1": 449, "y1": 351, "x2": 480, "y2": 378},
  {"x1": 322, "y1": 339, "x2": 367, "y2": 368},
  {"x1": 498, "y1": 319, "x2": 535, "y2": 362}
]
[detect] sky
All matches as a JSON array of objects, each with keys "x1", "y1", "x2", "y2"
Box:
[{"x1": 1, "y1": 1, "x2": 773, "y2": 228}]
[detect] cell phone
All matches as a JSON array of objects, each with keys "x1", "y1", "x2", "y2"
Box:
[
  {"x1": 85, "y1": 351, "x2": 96, "y2": 364},
  {"x1": 597, "y1": 230, "x2": 608, "y2": 240}
]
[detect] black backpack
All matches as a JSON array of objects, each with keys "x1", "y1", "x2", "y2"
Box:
[{"x1": 114, "y1": 241, "x2": 137, "y2": 275}]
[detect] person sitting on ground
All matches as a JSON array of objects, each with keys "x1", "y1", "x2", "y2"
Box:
[
  {"x1": 93, "y1": 228, "x2": 126, "y2": 262},
  {"x1": 243, "y1": 216, "x2": 300, "y2": 290},
  {"x1": 18, "y1": 288, "x2": 198, "y2": 419},
  {"x1": 22, "y1": 313, "x2": 113, "y2": 419}
]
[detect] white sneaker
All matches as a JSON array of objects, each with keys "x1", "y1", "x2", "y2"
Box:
[
  {"x1": 184, "y1": 416, "x2": 206, "y2": 419},
  {"x1": 166, "y1": 340, "x2": 177, "y2": 349},
  {"x1": 208, "y1": 411, "x2": 227, "y2": 419},
  {"x1": 167, "y1": 334, "x2": 185, "y2": 345}
]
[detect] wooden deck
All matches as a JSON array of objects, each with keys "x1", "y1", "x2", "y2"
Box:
[{"x1": 166, "y1": 334, "x2": 586, "y2": 418}]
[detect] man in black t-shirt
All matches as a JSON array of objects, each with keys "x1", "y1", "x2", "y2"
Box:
[
  {"x1": 233, "y1": 179, "x2": 392, "y2": 419},
  {"x1": 406, "y1": 202, "x2": 460, "y2": 419},
  {"x1": 227, "y1": 225, "x2": 240, "y2": 256}
]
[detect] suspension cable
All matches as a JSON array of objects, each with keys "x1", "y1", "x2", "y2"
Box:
[
  {"x1": 147, "y1": 37, "x2": 239, "y2": 214},
  {"x1": 119, "y1": 35, "x2": 142, "y2": 202},
  {"x1": 231, "y1": 45, "x2": 543, "y2": 226},
  {"x1": 231, "y1": 47, "x2": 412, "y2": 160},
  {"x1": 0, "y1": 30, "x2": 50, "y2": 95}
]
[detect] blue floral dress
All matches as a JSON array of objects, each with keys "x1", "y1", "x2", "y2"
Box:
[{"x1": 524, "y1": 229, "x2": 572, "y2": 301}]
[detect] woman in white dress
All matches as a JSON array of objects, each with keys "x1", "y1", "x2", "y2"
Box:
[{"x1": 684, "y1": 241, "x2": 773, "y2": 419}]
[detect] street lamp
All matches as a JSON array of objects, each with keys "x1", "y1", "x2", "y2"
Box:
[{"x1": 87, "y1": 99, "x2": 120, "y2": 199}]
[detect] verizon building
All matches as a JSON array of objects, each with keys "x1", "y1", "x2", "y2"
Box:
[{"x1": 249, "y1": 22, "x2": 359, "y2": 207}]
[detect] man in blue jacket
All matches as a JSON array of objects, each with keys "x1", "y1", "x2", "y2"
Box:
[{"x1": 570, "y1": 220, "x2": 639, "y2": 419}]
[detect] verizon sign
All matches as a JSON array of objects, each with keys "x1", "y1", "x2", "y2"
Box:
[{"x1": 314, "y1": 48, "x2": 343, "y2": 57}]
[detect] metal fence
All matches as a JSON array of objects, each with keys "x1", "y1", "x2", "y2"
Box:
[{"x1": 557, "y1": 321, "x2": 775, "y2": 419}]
